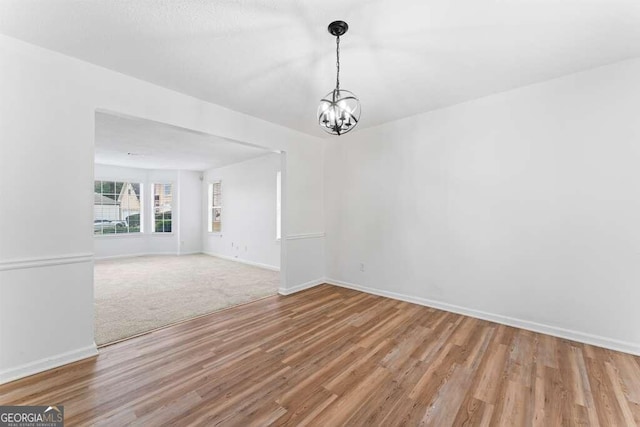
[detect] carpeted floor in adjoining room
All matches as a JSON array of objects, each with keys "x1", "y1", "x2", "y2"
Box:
[{"x1": 94, "y1": 254, "x2": 279, "y2": 345}]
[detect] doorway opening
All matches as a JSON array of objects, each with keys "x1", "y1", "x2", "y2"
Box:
[{"x1": 93, "y1": 110, "x2": 286, "y2": 346}]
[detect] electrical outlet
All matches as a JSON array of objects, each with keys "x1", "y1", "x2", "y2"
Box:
[
  {"x1": 245, "y1": 246, "x2": 247, "y2": 251},
  {"x1": 360, "y1": 263, "x2": 365, "y2": 272}
]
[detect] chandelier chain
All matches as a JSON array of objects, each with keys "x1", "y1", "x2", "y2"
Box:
[{"x1": 336, "y1": 35, "x2": 340, "y2": 91}]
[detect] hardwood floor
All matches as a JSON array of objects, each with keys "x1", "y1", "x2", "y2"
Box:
[{"x1": 1, "y1": 284, "x2": 639, "y2": 426}]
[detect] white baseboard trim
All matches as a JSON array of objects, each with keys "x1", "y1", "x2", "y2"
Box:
[
  {"x1": 94, "y1": 251, "x2": 195, "y2": 261},
  {"x1": 325, "y1": 278, "x2": 640, "y2": 357},
  {"x1": 203, "y1": 252, "x2": 280, "y2": 272},
  {"x1": 0, "y1": 343, "x2": 98, "y2": 385},
  {"x1": 279, "y1": 278, "x2": 325, "y2": 295}
]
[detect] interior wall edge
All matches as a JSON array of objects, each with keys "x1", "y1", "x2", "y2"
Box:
[
  {"x1": 284, "y1": 237, "x2": 325, "y2": 292},
  {"x1": 278, "y1": 277, "x2": 325, "y2": 295},
  {"x1": 0, "y1": 344, "x2": 98, "y2": 386},
  {"x1": 324, "y1": 278, "x2": 640, "y2": 357}
]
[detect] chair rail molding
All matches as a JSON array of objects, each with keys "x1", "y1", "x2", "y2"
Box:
[
  {"x1": 0, "y1": 253, "x2": 94, "y2": 271},
  {"x1": 285, "y1": 232, "x2": 325, "y2": 240}
]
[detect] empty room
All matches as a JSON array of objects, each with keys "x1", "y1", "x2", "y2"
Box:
[{"x1": 1, "y1": 1, "x2": 639, "y2": 426}]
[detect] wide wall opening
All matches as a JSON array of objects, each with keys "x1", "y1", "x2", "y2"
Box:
[{"x1": 93, "y1": 110, "x2": 284, "y2": 346}]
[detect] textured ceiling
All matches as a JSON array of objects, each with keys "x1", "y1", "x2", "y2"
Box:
[
  {"x1": 2, "y1": 0, "x2": 640, "y2": 137},
  {"x1": 95, "y1": 112, "x2": 272, "y2": 171}
]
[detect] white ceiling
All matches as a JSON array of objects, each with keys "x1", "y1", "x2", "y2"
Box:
[
  {"x1": 2, "y1": 0, "x2": 640, "y2": 137},
  {"x1": 95, "y1": 112, "x2": 272, "y2": 171}
]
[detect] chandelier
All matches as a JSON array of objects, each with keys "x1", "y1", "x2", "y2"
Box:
[{"x1": 317, "y1": 21, "x2": 361, "y2": 136}]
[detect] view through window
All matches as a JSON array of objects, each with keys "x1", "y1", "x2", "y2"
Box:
[
  {"x1": 208, "y1": 182, "x2": 222, "y2": 232},
  {"x1": 94, "y1": 181, "x2": 142, "y2": 234},
  {"x1": 153, "y1": 183, "x2": 173, "y2": 233}
]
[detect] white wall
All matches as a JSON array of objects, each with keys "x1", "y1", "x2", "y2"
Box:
[
  {"x1": 203, "y1": 154, "x2": 281, "y2": 270},
  {"x1": 0, "y1": 34, "x2": 325, "y2": 384},
  {"x1": 325, "y1": 58, "x2": 640, "y2": 355},
  {"x1": 178, "y1": 170, "x2": 204, "y2": 255}
]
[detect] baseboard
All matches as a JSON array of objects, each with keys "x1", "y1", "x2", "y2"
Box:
[
  {"x1": 325, "y1": 278, "x2": 640, "y2": 357},
  {"x1": 0, "y1": 344, "x2": 98, "y2": 385},
  {"x1": 94, "y1": 252, "x2": 196, "y2": 261},
  {"x1": 278, "y1": 278, "x2": 325, "y2": 295},
  {"x1": 178, "y1": 251, "x2": 202, "y2": 256},
  {"x1": 203, "y1": 252, "x2": 280, "y2": 272}
]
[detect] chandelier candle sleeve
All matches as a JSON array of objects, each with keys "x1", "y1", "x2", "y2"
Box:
[{"x1": 318, "y1": 21, "x2": 361, "y2": 136}]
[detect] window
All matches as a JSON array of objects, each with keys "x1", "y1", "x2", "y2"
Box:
[
  {"x1": 153, "y1": 183, "x2": 173, "y2": 233},
  {"x1": 276, "y1": 171, "x2": 281, "y2": 240},
  {"x1": 208, "y1": 182, "x2": 222, "y2": 233},
  {"x1": 94, "y1": 180, "x2": 142, "y2": 235}
]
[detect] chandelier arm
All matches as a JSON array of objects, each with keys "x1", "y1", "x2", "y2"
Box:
[
  {"x1": 343, "y1": 109, "x2": 359, "y2": 124},
  {"x1": 332, "y1": 96, "x2": 358, "y2": 102}
]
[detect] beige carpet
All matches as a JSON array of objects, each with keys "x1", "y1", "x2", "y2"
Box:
[{"x1": 94, "y1": 254, "x2": 279, "y2": 345}]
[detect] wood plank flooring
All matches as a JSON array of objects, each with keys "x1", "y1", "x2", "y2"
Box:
[{"x1": 1, "y1": 284, "x2": 639, "y2": 426}]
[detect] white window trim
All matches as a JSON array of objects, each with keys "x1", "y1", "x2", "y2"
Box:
[
  {"x1": 208, "y1": 181, "x2": 222, "y2": 234},
  {"x1": 93, "y1": 180, "x2": 144, "y2": 237},
  {"x1": 151, "y1": 182, "x2": 174, "y2": 234}
]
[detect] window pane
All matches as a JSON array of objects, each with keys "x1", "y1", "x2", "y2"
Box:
[
  {"x1": 212, "y1": 207, "x2": 221, "y2": 232},
  {"x1": 208, "y1": 182, "x2": 222, "y2": 233},
  {"x1": 93, "y1": 180, "x2": 142, "y2": 235},
  {"x1": 212, "y1": 182, "x2": 221, "y2": 207},
  {"x1": 153, "y1": 183, "x2": 172, "y2": 233}
]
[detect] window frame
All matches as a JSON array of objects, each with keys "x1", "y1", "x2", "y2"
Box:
[
  {"x1": 93, "y1": 180, "x2": 143, "y2": 237},
  {"x1": 208, "y1": 181, "x2": 222, "y2": 234},
  {"x1": 152, "y1": 182, "x2": 174, "y2": 234}
]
